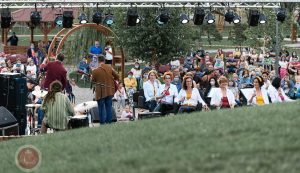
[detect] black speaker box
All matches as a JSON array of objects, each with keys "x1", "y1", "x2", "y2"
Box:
[
  {"x1": 0, "y1": 106, "x2": 19, "y2": 136},
  {"x1": 0, "y1": 74, "x2": 27, "y2": 135}
]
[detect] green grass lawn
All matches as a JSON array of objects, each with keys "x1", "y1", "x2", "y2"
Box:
[{"x1": 1, "y1": 101, "x2": 300, "y2": 173}]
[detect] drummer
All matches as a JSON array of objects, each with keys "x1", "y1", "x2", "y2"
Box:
[{"x1": 41, "y1": 80, "x2": 74, "y2": 133}]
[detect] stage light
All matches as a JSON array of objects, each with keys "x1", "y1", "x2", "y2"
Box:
[
  {"x1": 78, "y1": 12, "x2": 88, "y2": 24},
  {"x1": 180, "y1": 13, "x2": 189, "y2": 24},
  {"x1": 207, "y1": 12, "x2": 215, "y2": 24},
  {"x1": 54, "y1": 15, "x2": 63, "y2": 26},
  {"x1": 126, "y1": 7, "x2": 139, "y2": 26},
  {"x1": 31, "y1": 11, "x2": 41, "y2": 26},
  {"x1": 248, "y1": 10, "x2": 260, "y2": 26},
  {"x1": 276, "y1": 8, "x2": 286, "y2": 22},
  {"x1": 136, "y1": 15, "x2": 141, "y2": 24},
  {"x1": 63, "y1": 11, "x2": 73, "y2": 28},
  {"x1": 225, "y1": 10, "x2": 235, "y2": 23},
  {"x1": 193, "y1": 7, "x2": 205, "y2": 25},
  {"x1": 156, "y1": 8, "x2": 170, "y2": 25},
  {"x1": 104, "y1": 14, "x2": 114, "y2": 25},
  {"x1": 1, "y1": 9, "x2": 11, "y2": 28},
  {"x1": 233, "y1": 13, "x2": 241, "y2": 24},
  {"x1": 92, "y1": 12, "x2": 102, "y2": 24},
  {"x1": 259, "y1": 13, "x2": 267, "y2": 24}
]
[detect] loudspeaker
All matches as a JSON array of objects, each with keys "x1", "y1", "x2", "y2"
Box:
[
  {"x1": 0, "y1": 106, "x2": 19, "y2": 136},
  {"x1": 138, "y1": 112, "x2": 161, "y2": 120},
  {"x1": 0, "y1": 74, "x2": 27, "y2": 135},
  {"x1": 90, "y1": 106, "x2": 117, "y2": 123},
  {"x1": 0, "y1": 106, "x2": 17, "y2": 127}
]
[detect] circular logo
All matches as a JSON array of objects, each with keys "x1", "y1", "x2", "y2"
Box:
[{"x1": 15, "y1": 145, "x2": 41, "y2": 172}]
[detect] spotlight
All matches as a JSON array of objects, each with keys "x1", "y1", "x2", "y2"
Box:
[
  {"x1": 78, "y1": 12, "x2": 88, "y2": 24},
  {"x1": 136, "y1": 15, "x2": 141, "y2": 24},
  {"x1": 63, "y1": 11, "x2": 74, "y2": 28},
  {"x1": 207, "y1": 12, "x2": 215, "y2": 24},
  {"x1": 104, "y1": 14, "x2": 114, "y2": 25},
  {"x1": 233, "y1": 13, "x2": 241, "y2": 24},
  {"x1": 126, "y1": 7, "x2": 139, "y2": 26},
  {"x1": 277, "y1": 8, "x2": 286, "y2": 22},
  {"x1": 225, "y1": 10, "x2": 235, "y2": 23},
  {"x1": 156, "y1": 8, "x2": 170, "y2": 25},
  {"x1": 54, "y1": 15, "x2": 63, "y2": 26},
  {"x1": 1, "y1": 9, "x2": 11, "y2": 28},
  {"x1": 92, "y1": 12, "x2": 102, "y2": 24},
  {"x1": 193, "y1": 7, "x2": 205, "y2": 25},
  {"x1": 259, "y1": 13, "x2": 267, "y2": 24},
  {"x1": 248, "y1": 10, "x2": 260, "y2": 26},
  {"x1": 180, "y1": 13, "x2": 189, "y2": 24},
  {"x1": 31, "y1": 11, "x2": 41, "y2": 26}
]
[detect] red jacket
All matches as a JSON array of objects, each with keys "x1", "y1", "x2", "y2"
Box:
[{"x1": 40, "y1": 61, "x2": 67, "y2": 90}]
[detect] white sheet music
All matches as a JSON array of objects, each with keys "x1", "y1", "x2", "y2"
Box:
[{"x1": 240, "y1": 88, "x2": 255, "y2": 101}]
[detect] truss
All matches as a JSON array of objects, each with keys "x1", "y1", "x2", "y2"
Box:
[{"x1": 0, "y1": 0, "x2": 294, "y2": 9}]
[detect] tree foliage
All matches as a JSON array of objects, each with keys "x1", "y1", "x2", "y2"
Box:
[{"x1": 112, "y1": 8, "x2": 194, "y2": 64}]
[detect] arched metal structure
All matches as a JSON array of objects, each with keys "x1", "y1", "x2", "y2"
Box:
[
  {"x1": 48, "y1": 23, "x2": 124, "y2": 80},
  {"x1": 47, "y1": 23, "x2": 118, "y2": 56}
]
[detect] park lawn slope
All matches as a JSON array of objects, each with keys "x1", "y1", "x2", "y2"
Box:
[{"x1": 1, "y1": 101, "x2": 300, "y2": 173}]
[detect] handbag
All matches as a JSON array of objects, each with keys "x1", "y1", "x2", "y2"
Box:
[{"x1": 99, "y1": 65, "x2": 118, "y2": 93}]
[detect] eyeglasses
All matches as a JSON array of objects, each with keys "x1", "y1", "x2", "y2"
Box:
[
  {"x1": 165, "y1": 77, "x2": 171, "y2": 79},
  {"x1": 186, "y1": 80, "x2": 192, "y2": 83}
]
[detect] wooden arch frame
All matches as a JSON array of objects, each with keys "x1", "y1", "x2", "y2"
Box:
[{"x1": 47, "y1": 23, "x2": 118, "y2": 57}]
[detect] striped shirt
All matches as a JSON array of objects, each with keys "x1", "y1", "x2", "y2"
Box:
[{"x1": 42, "y1": 92, "x2": 74, "y2": 130}]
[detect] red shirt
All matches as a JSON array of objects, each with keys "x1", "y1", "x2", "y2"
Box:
[{"x1": 40, "y1": 61, "x2": 67, "y2": 90}]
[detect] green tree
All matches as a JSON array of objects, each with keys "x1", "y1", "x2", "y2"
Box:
[
  {"x1": 113, "y1": 8, "x2": 194, "y2": 64},
  {"x1": 228, "y1": 23, "x2": 247, "y2": 46}
]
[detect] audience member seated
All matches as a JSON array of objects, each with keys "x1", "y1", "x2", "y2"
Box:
[
  {"x1": 155, "y1": 72, "x2": 179, "y2": 115},
  {"x1": 124, "y1": 71, "x2": 137, "y2": 94},
  {"x1": 121, "y1": 105, "x2": 133, "y2": 120},
  {"x1": 226, "y1": 54, "x2": 237, "y2": 73},
  {"x1": 89, "y1": 56, "x2": 99, "y2": 71},
  {"x1": 131, "y1": 62, "x2": 142, "y2": 90},
  {"x1": 78, "y1": 57, "x2": 90, "y2": 79},
  {"x1": 114, "y1": 82, "x2": 127, "y2": 111},
  {"x1": 269, "y1": 77, "x2": 293, "y2": 103},
  {"x1": 177, "y1": 75, "x2": 208, "y2": 113},
  {"x1": 248, "y1": 76, "x2": 270, "y2": 106},
  {"x1": 12, "y1": 58, "x2": 25, "y2": 73},
  {"x1": 143, "y1": 70, "x2": 160, "y2": 112},
  {"x1": 41, "y1": 80, "x2": 75, "y2": 133},
  {"x1": 26, "y1": 59, "x2": 37, "y2": 79},
  {"x1": 240, "y1": 69, "x2": 252, "y2": 88},
  {"x1": 211, "y1": 76, "x2": 236, "y2": 109}
]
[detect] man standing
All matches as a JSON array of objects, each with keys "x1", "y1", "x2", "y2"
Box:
[
  {"x1": 40, "y1": 53, "x2": 67, "y2": 90},
  {"x1": 92, "y1": 55, "x2": 119, "y2": 124},
  {"x1": 7, "y1": 32, "x2": 18, "y2": 46},
  {"x1": 89, "y1": 41, "x2": 102, "y2": 62}
]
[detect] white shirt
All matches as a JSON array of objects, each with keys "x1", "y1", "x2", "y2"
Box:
[
  {"x1": 12, "y1": 63, "x2": 25, "y2": 73},
  {"x1": 131, "y1": 68, "x2": 142, "y2": 78},
  {"x1": 210, "y1": 88, "x2": 236, "y2": 106},
  {"x1": 157, "y1": 84, "x2": 178, "y2": 104},
  {"x1": 247, "y1": 88, "x2": 270, "y2": 105},
  {"x1": 105, "y1": 46, "x2": 113, "y2": 60},
  {"x1": 26, "y1": 64, "x2": 37, "y2": 78},
  {"x1": 114, "y1": 87, "x2": 127, "y2": 100},
  {"x1": 176, "y1": 88, "x2": 207, "y2": 106},
  {"x1": 143, "y1": 80, "x2": 160, "y2": 102},
  {"x1": 268, "y1": 87, "x2": 293, "y2": 103}
]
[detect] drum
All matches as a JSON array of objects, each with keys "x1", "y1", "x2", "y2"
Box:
[{"x1": 69, "y1": 115, "x2": 89, "y2": 129}]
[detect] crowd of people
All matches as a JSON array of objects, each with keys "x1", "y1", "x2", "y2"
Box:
[
  {"x1": 1, "y1": 36, "x2": 300, "y2": 133},
  {"x1": 117, "y1": 47, "x2": 300, "y2": 115}
]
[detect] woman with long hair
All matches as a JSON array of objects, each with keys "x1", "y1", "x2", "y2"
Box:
[
  {"x1": 143, "y1": 70, "x2": 160, "y2": 112},
  {"x1": 269, "y1": 77, "x2": 293, "y2": 103},
  {"x1": 248, "y1": 76, "x2": 270, "y2": 106},
  {"x1": 177, "y1": 75, "x2": 208, "y2": 113},
  {"x1": 41, "y1": 80, "x2": 74, "y2": 133}
]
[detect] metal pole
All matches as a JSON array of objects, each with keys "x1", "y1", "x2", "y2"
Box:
[{"x1": 275, "y1": 17, "x2": 279, "y2": 77}]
